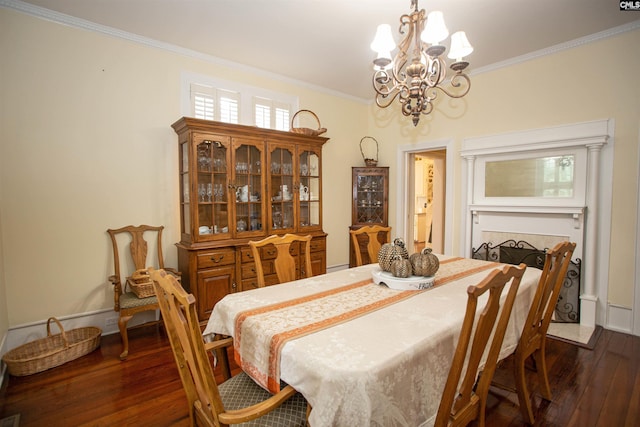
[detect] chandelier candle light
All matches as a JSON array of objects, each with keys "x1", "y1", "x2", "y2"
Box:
[{"x1": 371, "y1": 0, "x2": 473, "y2": 126}]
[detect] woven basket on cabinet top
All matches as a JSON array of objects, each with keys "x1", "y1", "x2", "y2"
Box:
[{"x1": 290, "y1": 109, "x2": 327, "y2": 136}]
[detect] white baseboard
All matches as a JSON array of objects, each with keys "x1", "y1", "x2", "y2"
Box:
[
  {"x1": 3, "y1": 309, "x2": 158, "y2": 354},
  {"x1": 326, "y1": 263, "x2": 349, "y2": 273},
  {"x1": 606, "y1": 303, "x2": 633, "y2": 334}
]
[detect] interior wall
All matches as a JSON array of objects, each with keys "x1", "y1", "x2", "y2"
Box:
[
  {"x1": 369, "y1": 28, "x2": 640, "y2": 311},
  {"x1": 0, "y1": 8, "x2": 366, "y2": 327},
  {"x1": 1, "y1": 6, "x2": 638, "y2": 331},
  {"x1": 0, "y1": 183, "x2": 8, "y2": 347}
]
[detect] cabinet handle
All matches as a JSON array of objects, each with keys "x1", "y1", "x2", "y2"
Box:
[
  {"x1": 232, "y1": 282, "x2": 237, "y2": 290},
  {"x1": 266, "y1": 249, "x2": 276, "y2": 256},
  {"x1": 210, "y1": 255, "x2": 224, "y2": 263}
]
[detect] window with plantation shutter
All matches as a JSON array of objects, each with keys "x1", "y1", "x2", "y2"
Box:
[
  {"x1": 183, "y1": 73, "x2": 297, "y2": 127},
  {"x1": 255, "y1": 103, "x2": 271, "y2": 129},
  {"x1": 218, "y1": 90, "x2": 239, "y2": 124},
  {"x1": 253, "y1": 97, "x2": 291, "y2": 131},
  {"x1": 191, "y1": 84, "x2": 215, "y2": 120},
  {"x1": 274, "y1": 105, "x2": 290, "y2": 131}
]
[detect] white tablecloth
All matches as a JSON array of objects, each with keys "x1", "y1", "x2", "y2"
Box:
[{"x1": 203, "y1": 255, "x2": 541, "y2": 427}]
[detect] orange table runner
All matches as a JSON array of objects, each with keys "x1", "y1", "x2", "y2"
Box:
[{"x1": 234, "y1": 257, "x2": 498, "y2": 393}]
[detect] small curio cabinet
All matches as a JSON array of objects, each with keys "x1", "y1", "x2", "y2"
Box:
[
  {"x1": 350, "y1": 166, "x2": 389, "y2": 267},
  {"x1": 172, "y1": 117, "x2": 329, "y2": 323}
]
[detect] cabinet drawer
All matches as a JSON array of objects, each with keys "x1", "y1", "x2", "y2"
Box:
[
  {"x1": 240, "y1": 246, "x2": 256, "y2": 264},
  {"x1": 242, "y1": 274, "x2": 279, "y2": 291},
  {"x1": 241, "y1": 260, "x2": 274, "y2": 279},
  {"x1": 240, "y1": 243, "x2": 299, "y2": 263},
  {"x1": 197, "y1": 249, "x2": 236, "y2": 269},
  {"x1": 309, "y1": 237, "x2": 326, "y2": 252}
]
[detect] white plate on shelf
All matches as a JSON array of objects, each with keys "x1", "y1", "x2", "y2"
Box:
[{"x1": 371, "y1": 268, "x2": 435, "y2": 291}]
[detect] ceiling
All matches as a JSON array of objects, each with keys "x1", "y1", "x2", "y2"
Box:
[{"x1": 14, "y1": 0, "x2": 640, "y2": 101}]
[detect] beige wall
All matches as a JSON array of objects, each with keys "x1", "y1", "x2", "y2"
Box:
[
  {"x1": 0, "y1": 8, "x2": 365, "y2": 326},
  {"x1": 370, "y1": 29, "x2": 640, "y2": 308},
  {"x1": 1, "y1": 7, "x2": 638, "y2": 334},
  {"x1": 0, "y1": 198, "x2": 7, "y2": 339}
]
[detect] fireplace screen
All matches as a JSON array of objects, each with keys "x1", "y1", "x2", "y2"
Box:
[{"x1": 472, "y1": 239, "x2": 580, "y2": 323}]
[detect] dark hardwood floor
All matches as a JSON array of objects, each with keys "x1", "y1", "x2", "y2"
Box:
[{"x1": 1, "y1": 323, "x2": 638, "y2": 426}]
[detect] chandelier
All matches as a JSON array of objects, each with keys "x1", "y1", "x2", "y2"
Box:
[{"x1": 370, "y1": 0, "x2": 473, "y2": 126}]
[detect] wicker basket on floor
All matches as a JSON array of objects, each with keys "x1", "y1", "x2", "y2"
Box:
[{"x1": 2, "y1": 317, "x2": 102, "y2": 376}]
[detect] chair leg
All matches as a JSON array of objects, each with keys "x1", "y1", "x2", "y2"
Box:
[
  {"x1": 118, "y1": 315, "x2": 133, "y2": 360},
  {"x1": 514, "y1": 353, "x2": 536, "y2": 425},
  {"x1": 534, "y1": 345, "x2": 552, "y2": 400}
]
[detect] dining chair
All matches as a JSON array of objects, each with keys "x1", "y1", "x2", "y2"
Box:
[
  {"x1": 107, "y1": 224, "x2": 181, "y2": 360},
  {"x1": 435, "y1": 263, "x2": 527, "y2": 427},
  {"x1": 349, "y1": 225, "x2": 391, "y2": 266},
  {"x1": 149, "y1": 268, "x2": 308, "y2": 427},
  {"x1": 509, "y1": 240, "x2": 576, "y2": 424},
  {"x1": 248, "y1": 234, "x2": 313, "y2": 287}
]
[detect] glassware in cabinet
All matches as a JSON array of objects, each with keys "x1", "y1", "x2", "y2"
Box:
[
  {"x1": 352, "y1": 167, "x2": 389, "y2": 226},
  {"x1": 232, "y1": 140, "x2": 265, "y2": 236},
  {"x1": 194, "y1": 138, "x2": 232, "y2": 239},
  {"x1": 298, "y1": 147, "x2": 321, "y2": 230},
  {"x1": 268, "y1": 145, "x2": 295, "y2": 232}
]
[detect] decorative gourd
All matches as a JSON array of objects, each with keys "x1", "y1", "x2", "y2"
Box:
[
  {"x1": 409, "y1": 248, "x2": 440, "y2": 277},
  {"x1": 378, "y1": 238, "x2": 409, "y2": 272},
  {"x1": 390, "y1": 255, "x2": 412, "y2": 278}
]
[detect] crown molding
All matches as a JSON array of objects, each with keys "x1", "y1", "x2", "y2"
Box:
[
  {"x1": 471, "y1": 20, "x2": 640, "y2": 76},
  {"x1": 1, "y1": 0, "x2": 368, "y2": 104},
  {"x1": 3, "y1": 0, "x2": 638, "y2": 103}
]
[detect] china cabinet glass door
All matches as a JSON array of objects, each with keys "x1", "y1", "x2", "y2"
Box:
[
  {"x1": 353, "y1": 167, "x2": 388, "y2": 226},
  {"x1": 194, "y1": 137, "x2": 232, "y2": 240},
  {"x1": 298, "y1": 147, "x2": 321, "y2": 231},
  {"x1": 268, "y1": 144, "x2": 295, "y2": 233},
  {"x1": 232, "y1": 140, "x2": 265, "y2": 237}
]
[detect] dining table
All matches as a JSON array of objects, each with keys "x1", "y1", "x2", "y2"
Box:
[{"x1": 203, "y1": 254, "x2": 541, "y2": 427}]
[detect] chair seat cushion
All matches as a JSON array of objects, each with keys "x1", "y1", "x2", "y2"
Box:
[
  {"x1": 119, "y1": 291, "x2": 158, "y2": 309},
  {"x1": 219, "y1": 372, "x2": 307, "y2": 426}
]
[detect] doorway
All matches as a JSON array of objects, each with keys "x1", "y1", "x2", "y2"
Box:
[
  {"x1": 396, "y1": 139, "x2": 453, "y2": 256},
  {"x1": 413, "y1": 151, "x2": 445, "y2": 253}
]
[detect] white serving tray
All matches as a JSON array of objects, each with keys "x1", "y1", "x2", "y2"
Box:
[{"x1": 371, "y1": 268, "x2": 435, "y2": 291}]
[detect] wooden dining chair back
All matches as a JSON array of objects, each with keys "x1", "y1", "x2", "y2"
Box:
[
  {"x1": 248, "y1": 234, "x2": 313, "y2": 287},
  {"x1": 107, "y1": 224, "x2": 180, "y2": 360},
  {"x1": 149, "y1": 268, "x2": 307, "y2": 427},
  {"x1": 435, "y1": 263, "x2": 527, "y2": 427},
  {"x1": 349, "y1": 225, "x2": 391, "y2": 266},
  {"x1": 512, "y1": 241, "x2": 576, "y2": 424}
]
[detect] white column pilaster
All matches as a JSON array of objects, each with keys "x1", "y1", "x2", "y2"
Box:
[{"x1": 580, "y1": 143, "x2": 604, "y2": 327}]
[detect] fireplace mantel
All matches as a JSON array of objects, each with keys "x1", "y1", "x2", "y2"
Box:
[
  {"x1": 461, "y1": 119, "x2": 613, "y2": 329},
  {"x1": 470, "y1": 205, "x2": 585, "y2": 229}
]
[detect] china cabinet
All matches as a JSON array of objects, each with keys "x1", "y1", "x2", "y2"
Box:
[
  {"x1": 172, "y1": 117, "x2": 328, "y2": 321},
  {"x1": 349, "y1": 167, "x2": 389, "y2": 267}
]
